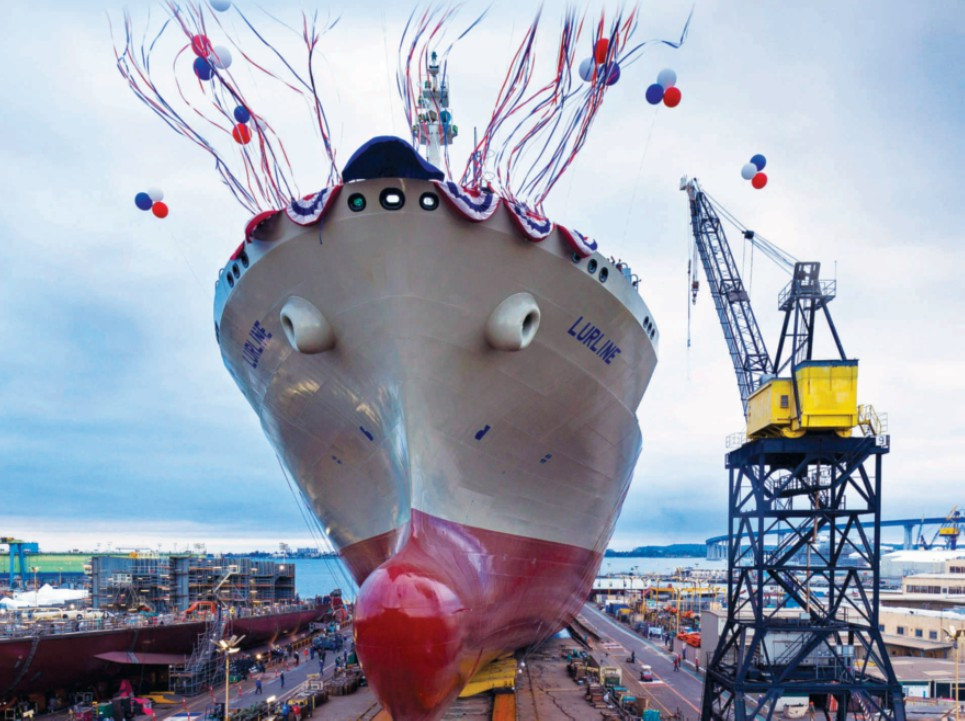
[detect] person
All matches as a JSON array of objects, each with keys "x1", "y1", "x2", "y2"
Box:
[
  {"x1": 294, "y1": 652, "x2": 299, "y2": 667},
  {"x1": 254, "y1": 679, "x2": 262, "y2": 695},
  {"x1": 673, "y1": 655, "x2": 680, "y2": 672},
  {"x1": 682, "y1": 647, "x2": 687, "y2": 661},
  {"x1": 292, "y1": 705, "x2": 300, "y2": 721},
  {"x1": 309, "y1": 646, "x2": 314, "y2": 660},
  {"x1": 321, "y1": 651, "x2": 326, "y2": 667},
  {"x1": 630, "y1": 651, "x2": 635, "y2": 664},
  {"x1": 695, "y1": 656, "x2": 700, "y2": 673},
  {"x1": 280, "y1": 672, "x2": 285, "y2": 689},
  {"x1": 281, "y1": 703, "x2": 289, "y2": 721}
]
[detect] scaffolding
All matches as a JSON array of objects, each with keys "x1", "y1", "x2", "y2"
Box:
[
  {"x1": 168, "y1": 610, "x2": 230, "y2": 696},
  {"x1": 92, "y1": 555, "x2": 296, "y2": 612}
]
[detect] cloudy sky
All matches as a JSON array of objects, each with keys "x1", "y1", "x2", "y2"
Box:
[{"x1": 0, "y1": 1, "x2": 962, "y2": 553}]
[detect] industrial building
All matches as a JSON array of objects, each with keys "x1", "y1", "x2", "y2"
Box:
[{"x1": 90, "y1": 554, "x2": 296, "y2": 612}]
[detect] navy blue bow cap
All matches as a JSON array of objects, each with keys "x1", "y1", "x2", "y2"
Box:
[{"x1": 342, "y1": 136, "x2": 445, "y2": 182}]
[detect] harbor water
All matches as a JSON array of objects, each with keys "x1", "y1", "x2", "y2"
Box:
[{"x1": 291, "y1": 555, "x2": 726, "y2": 600}]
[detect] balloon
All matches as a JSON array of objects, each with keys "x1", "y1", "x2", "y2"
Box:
[
  {"x1": 147, "y1": 187, "x2": 165, "y2": 202},
  {"x1": 191, "y1": 34, "x2": 212, "y2": 57},
  {"x1": 751, "y1": 153, "x2": 767, "y2": 171},
  {"x1": 741, "y1": 163, "x2": 757, "y2": 180},
  {"x1": 440, "y1": 109, "x2": 452, "y2": 123},
  {"x1": 193, "y1": 57, "x2": 214, "y2": 81},
  {"x1": 751, "y1": 172, "x2": 768, "y2": 189},
  {"x1": 663, "y1": 86, "x2": 682, "y2": 107},
  {"x1": 645, "y1": 83, "x2": 664, "y2": 105},
  {"x1": 209, "y1": 0, "x2": 232, "y2": 10},
  {"x1": 135, "y1": 192, "x2": 153, "y2": 211},
  {"x1": 233, "y1": 105, "x2": 251, "y2": 124},
  {"x1": 578, "y1": 57, "x2": 596, "y2": 82},
  {"x1": 594, "y1": 39, "x2": 610, "y2": 65},
  {"x1": 605, "y1": 62, "x2": 621, "y2": 86},
  {"x1": 657, "y1": 68, "x2": 677, "y2": 89},
  {"x1": 209, "y1": 46, "x2": 232, "y2": 69},
  {"x1": 232, "y1": 123, "x2": 252, "y2": 144},
  {"x1": 152, "y1": 201, "x2": 169, "y2": 218}
]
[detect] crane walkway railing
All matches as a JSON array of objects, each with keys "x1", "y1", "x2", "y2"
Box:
[{"x1": 857, "y1": 405, "x2": 888, "y2": 437}]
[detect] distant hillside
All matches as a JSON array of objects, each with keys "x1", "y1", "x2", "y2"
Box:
[{"x1": 605, "y1": 544, "x2": 705, "y2": 558}]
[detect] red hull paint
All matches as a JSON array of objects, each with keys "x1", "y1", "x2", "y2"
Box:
[
  {"x1": 353, "y1": 510, "x2": 602, "y2": 721},
  {"x1": 0, "y1": 608, "x2": 324, "y2": 698}
]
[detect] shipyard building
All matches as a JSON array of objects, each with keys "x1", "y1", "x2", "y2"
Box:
[{"x1": 90, "y1": 555, "x2": 296, "y2": 612}]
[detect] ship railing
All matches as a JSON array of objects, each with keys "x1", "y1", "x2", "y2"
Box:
[{"x1": 0, "y1": 599, "x2": 321, "y2": 638}]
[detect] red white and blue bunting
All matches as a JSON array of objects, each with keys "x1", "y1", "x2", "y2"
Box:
[
  {"x1": 558, "y1": 226, "x2": 599, "y2": 258},
  {"x1": 285, "y1": 184, "x2": 343, "y2": 226},
  {"x1": 504, "y1": 200, "x2": 554, "y2": 242},
  {"x1": 432, "y1": 181, "x2": 502, "y2": 222},
  {"x1": 244, "y1": 210, "x2": 281, "y2": 242}
]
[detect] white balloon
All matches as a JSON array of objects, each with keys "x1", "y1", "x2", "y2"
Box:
[
  {"x1": 209, "y1": 46, "x2": 232, "y2": 69},
  {"x1": 741, "y1": 163, "x2": 757, "y2": 180},
  {"x1": 209, "y1": 0, "x2": 232, "y2": 10},
  {"x1": 578, "y1": 57, "x2": 596, "y2": 82},
  {"x1": 147, "y1": 187, "x2": 164, "y2": 202},
  {"x1": 657, "y1": 68, "x2": 677, "y2": 89}
]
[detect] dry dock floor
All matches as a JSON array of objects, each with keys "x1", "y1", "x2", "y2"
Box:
[{"x1": 311, "y1": 603, "x2": 705, "y2": 720}]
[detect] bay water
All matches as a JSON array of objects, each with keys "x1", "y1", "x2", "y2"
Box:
[{"x1": 291, "y1": 555, "x2": 724, "y2": 601}]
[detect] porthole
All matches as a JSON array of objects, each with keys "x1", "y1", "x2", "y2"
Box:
[
  {"x1": 571, "y1": 252, "x2": 581, "y2": 264},
  {"x1": 379, "y1": 188, "x2": 405, "y2": 210},
  {"x1": 599, "y1": 267, "x2": 609, "y2": 283},
  {"x1": 419, "y1": 192, "x2": 439, "y2": 211},
  {"x1": 227, "y1": 274, "x2": 235, "y2": 288},
  {"x1": 232, "y1": 263, "x2": 241, "y2": 279},
  {"x1": 587, "y1": 259, "x2": 598, "y2": 275},
  {"x1": 240, "y1": 251, "x2": 250, "y2": 268},
  {"x1": 347, "y1": 193, "x2": 366, "y2": 212}
]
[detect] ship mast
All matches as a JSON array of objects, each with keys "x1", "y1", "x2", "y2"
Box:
[{"x1": 414, "y1": 51, "x2": 458, "y2": 168}]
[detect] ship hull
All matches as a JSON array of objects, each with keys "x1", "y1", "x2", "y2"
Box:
[
  {"x1": 216, "y1": 173, "x2": 658, "y2": 719},
  {"x1": 353, "y1": 509, "x2": 600, "y2": 717},
  {"x1": 0, "y1": 608, "x2": 323, "y2": 698}
]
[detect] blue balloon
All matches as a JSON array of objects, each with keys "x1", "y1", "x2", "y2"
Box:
[
  {"x1": 440, "y1": 109, "x2": 452, "y2": 123},
  {"x1": 605, "y1": 62, "x2": 621, "y2": 86},
  {"x1": 645, "y1": 83, "x2": 665, "y2": 105},
  {"x1": 233, "y1": 105, "x2": 251, "y2": 124},
  {"x1": 751, "y1": 154, "x2": 767, "y2": 171},
  {"x1": 193, "y1": 57, "x2": 214, "y2": 81},
  {"x1": 135, "y1": 192, "x2": 153, "y2": 211}
]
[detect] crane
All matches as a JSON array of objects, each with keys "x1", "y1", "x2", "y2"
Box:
[
  {"x1": 1, "y1": 537, "x2": 39, "y2": 590},
  {"x1": 682, "y1": 177, "x2": 904, "y2": 721},
  {"x1": 681, "y1": 176, "x2": 878, "y2": 440},
  {"x1": 920, "y1": 506, "x2": 962, "y2": 550}
]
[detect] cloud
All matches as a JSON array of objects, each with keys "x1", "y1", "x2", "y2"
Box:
[{"x1": 0, "y1": 1, "x2": 962, "y2": 554}]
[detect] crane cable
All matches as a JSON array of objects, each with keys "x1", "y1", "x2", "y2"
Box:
[{"x1": 702, "y1": 190, "x2": 797, "y2": 274}]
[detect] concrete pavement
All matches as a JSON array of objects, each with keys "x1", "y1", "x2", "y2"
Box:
[{"x1": 579, "y1": 604, "x2": 707, "y2": 720}]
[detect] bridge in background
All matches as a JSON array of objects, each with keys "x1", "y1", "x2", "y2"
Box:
[{"x1": 705, "y1": 516, "x2": 951, "y2": 560}]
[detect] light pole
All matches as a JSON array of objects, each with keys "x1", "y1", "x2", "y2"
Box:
[
  {"x1": 31, "y1": 566, "x2": 39, "y2": 605},
  {"x1": 214, "y1": 634, "x2": 245, "y2": 721},
  {"x1": 947, "y1": 625, "x2": 963, "y2": 721}
]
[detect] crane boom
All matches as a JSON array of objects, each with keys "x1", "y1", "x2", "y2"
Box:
[{"x1": 682, "y1": 177, "x2": 772, "y2": 409}]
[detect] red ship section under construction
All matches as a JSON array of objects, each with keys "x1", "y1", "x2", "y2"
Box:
[{"x1": 0, "y1": 606, "x2": 325, "y2": 698}]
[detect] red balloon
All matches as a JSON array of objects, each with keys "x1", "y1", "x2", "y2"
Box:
[
  {"x1": 663, "y1": 86, "x2": 682, "y2": 108},
  {"x1": 594, "y1": 38, "x2": 609, "y2": 65},
  {"x1": 752, "y1": 172, "x2": 768, "y2": 189},
  {"x1": 232, "y1": 123, "x2": 252, "y2": 145},
  {"x1": 191, "y1": 34, "x2": 212, "y2": 57},
  {"x1": 152, "y1": 201, "x2": 169, "y2": 218}
]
